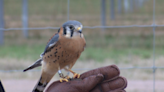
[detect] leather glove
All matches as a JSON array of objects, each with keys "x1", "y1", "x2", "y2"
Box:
[{"x1": 46, "y1": 65, "x2": 127, "y2": 92}]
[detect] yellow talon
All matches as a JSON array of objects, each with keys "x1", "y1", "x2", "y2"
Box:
[
  {"x1": 60, "y1": 78, "x2": 69, "y2": 82},
  {"x1": 66, "y1": 76, "x2": 70, "y2": 79},
  {"x1": 67, "y1": 69, "x2": 80, "y2": 78},
  {"x1": 73, "y1": 73, "x2": 80, "y2": 79}
]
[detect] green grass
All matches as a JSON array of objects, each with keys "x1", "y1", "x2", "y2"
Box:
[
  {"x1": 0, "y1": 45, "x2": 44, "y2": 60},
  {"x1": 1, "y1": 44, "x2": 164, "y2": 62}
]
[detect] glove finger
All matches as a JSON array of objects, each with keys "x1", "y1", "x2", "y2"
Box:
[
  {"x1": 46, "y1": 74, "x2": 104, "y2": 92},
  {"x1": 72, "y1": 74, "x2": 104, "y2": 92},
  {"x1": 90, "y1": 76, "x2": 127, "y2": 92},
  {"x1": 80, "y1": 65, "x2": 120, "y2": 81}
]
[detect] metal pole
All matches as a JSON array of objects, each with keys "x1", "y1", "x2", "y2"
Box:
[
  {"x1": 130, "y1": 0, "x2": 133, "y2": 12},
  {"x1": 22, "y1": 0, "x2": 28, "y2": 38},
  {"x1": 152, "y1": 0, "x2": 156, "y2": 92},
  {"x1": 138, "y1": 0, "x2": 144, "y2": 7},
  {"x1": 110, "y1": 0, "x2": 115, "y2": 20},
  {"x1": 0, "y1": 0, "x2": 4, "y2": 45},
  {"x1": 101, "y1": 0, "x2": 106, "y2": 28},
  {"x1": 124, "y1": 0, "x2": 129, "y2": 13},
  {"x1": 117, "y1": 0, "x2": 122, "y2": 14},
  {"x1": 67, "y1": 0, "x2": 70, "y2": 21}
]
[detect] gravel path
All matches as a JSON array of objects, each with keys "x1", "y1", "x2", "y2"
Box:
[{"x1": 1, "y1": 79, "x2": 164, "y2": 92}]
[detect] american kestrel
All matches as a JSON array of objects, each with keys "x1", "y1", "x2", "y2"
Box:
[{"x1": 23, "y1": 20, "x2": 86, "y2": 92}]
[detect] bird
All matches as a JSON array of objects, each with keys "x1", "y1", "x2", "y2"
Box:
[{"x1": 23, "y1": 20, "x2": 86, "y2": 92}]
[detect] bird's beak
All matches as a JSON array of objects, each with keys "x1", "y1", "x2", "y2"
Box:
[{"x1": 77, "y1": 27, "x2": 82, "y2": 33}]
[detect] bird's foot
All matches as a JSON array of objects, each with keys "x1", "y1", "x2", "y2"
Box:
[
  {"x1": 60, "y1": 78, "x2": 69, "y2": 82},
  {"x1": 59, "y1": 75, "x2": 71, "y2": 82},
  {"x1": 73, "y1": 73, "x2": 80, "y2": 79},
  {"x1": 65, "y1": 76, "x2": 70, "y2": 79},
  {"x1": 67, "y1": 69, "x2": 80, "y2": 79}
]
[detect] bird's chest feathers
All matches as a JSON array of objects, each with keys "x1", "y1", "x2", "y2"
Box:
[
  {"x1": 59, "y1": 36, "x2": 85, "y2": 53},
  {"x1": 42, "y1": 36, "x2": 85, "y2": 66}
]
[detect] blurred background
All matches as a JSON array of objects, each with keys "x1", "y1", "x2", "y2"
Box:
[{"x1": 0, "y1": 0, "x2": 164, "y2": 92}]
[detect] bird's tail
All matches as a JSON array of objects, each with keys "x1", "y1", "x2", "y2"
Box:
[{"x1": 32, "y1": 71, "x2": 56, "y2": 92}]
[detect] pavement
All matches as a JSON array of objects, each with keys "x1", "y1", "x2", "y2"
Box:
[{"x1": 1, "y1": 79, "x2": 164, "y2": 92}]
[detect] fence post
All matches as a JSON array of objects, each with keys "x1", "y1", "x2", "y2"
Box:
[
  {"x1": 130, "y1": 0, "x2": 134, "y2": 12},
  {"x1": 117, "y1": 0, "x2": 122, "y2": 14},
  {"x1": 124, "y1": 0, "x2": 129, "y2": 13},
  {"x1": 0, "y1": 0, "x2": 4, "y2": 45},
  {"x1": 101, "y1": 0, "x2": 106, "y2": 30},
  {"x1": 22, "y1": 0, "x2": 28, "y2": 38},
  {"x1": 110, "y1": 0, "x2": 115, "y2": 20},
  {"x1": 67, "y1": 0, "x2": 70, "y2": 21}
]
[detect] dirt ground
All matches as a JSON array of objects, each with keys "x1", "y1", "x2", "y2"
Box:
[
  {"x1": 1, "y1": 79, "x2": 164, "y2": 92},
  {"x1": 1, "y1": 58, "x2": 164, "y2": 92}
]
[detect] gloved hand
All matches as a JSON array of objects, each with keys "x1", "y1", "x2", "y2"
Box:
[{"x1": 46, "y1": 65, "x2": 127, "y2": 92}]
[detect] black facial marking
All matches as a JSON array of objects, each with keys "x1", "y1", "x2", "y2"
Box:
[
  {"x1": 63, "y1": 27, "x2": 67, "y2": 35},
  {"x1": 48, "y1": 56, "x2": 49, "y2": 58},
  {"x1": 50, "y1": 54, "x2": 52, "y2": 57},
  {"x1": 71, "y1": 30, "x2": 74, "y2": 37}
]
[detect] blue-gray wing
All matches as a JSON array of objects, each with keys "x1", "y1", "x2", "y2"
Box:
[{"x1": 40, "y1": 34, "x2": 59, "y2": 57}]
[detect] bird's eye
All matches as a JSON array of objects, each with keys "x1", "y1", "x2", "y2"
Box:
[{"x1": 69, "y1": 25, "x2": 74, "y2": 30}]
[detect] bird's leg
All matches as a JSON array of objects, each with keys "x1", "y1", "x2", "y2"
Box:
[
  {"x1": 58, "y1": 70, "x2": 64, "y2": 78},
  {"x1": 58, "y1": 70, "x2": 69, "y2": 82},
  {"x1": 64, "y1": 72, "x2": 71, "y2": 79},
  {"x1": 63, "y1": 67, "x2": 71, "y2": 79},
  {"x1": 68, "y1": 69, "x2": 80, "y2": 79}
]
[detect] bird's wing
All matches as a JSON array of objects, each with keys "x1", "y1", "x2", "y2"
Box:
[
  {"x1": 23, "y1": 58, "x2": 42, "y2": 72},
  {"x1": 40, "y1": 33, "x2": 59, "y2": 57}
]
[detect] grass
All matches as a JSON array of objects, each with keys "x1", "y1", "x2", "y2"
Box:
[{"x1": 1, "y1": 43, "x2": 164, "y2": 62}]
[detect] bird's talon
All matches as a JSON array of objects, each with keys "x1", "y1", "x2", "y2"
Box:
[
  {"x1": 65, "y1": 76, "x2": 71, "y2": 79},
  {"x1": 60, "y1": 78, "x2": 69, "y2": 82},
  {"x1": 73, "y1": 73, "x2": 80, "y2": 79}
]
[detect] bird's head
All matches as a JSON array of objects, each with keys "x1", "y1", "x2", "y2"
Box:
[{"x1": 61, "y1": 20, "x2": 83, "y2": 38}]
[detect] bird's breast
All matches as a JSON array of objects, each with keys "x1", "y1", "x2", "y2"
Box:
[{"x1": 42, "y1": 35, "x2": 85, "y2": 70}]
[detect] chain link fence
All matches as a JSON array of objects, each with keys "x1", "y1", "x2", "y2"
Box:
[{"x1": 0, "y1": 0, "x2": 164, "y2": 92}]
